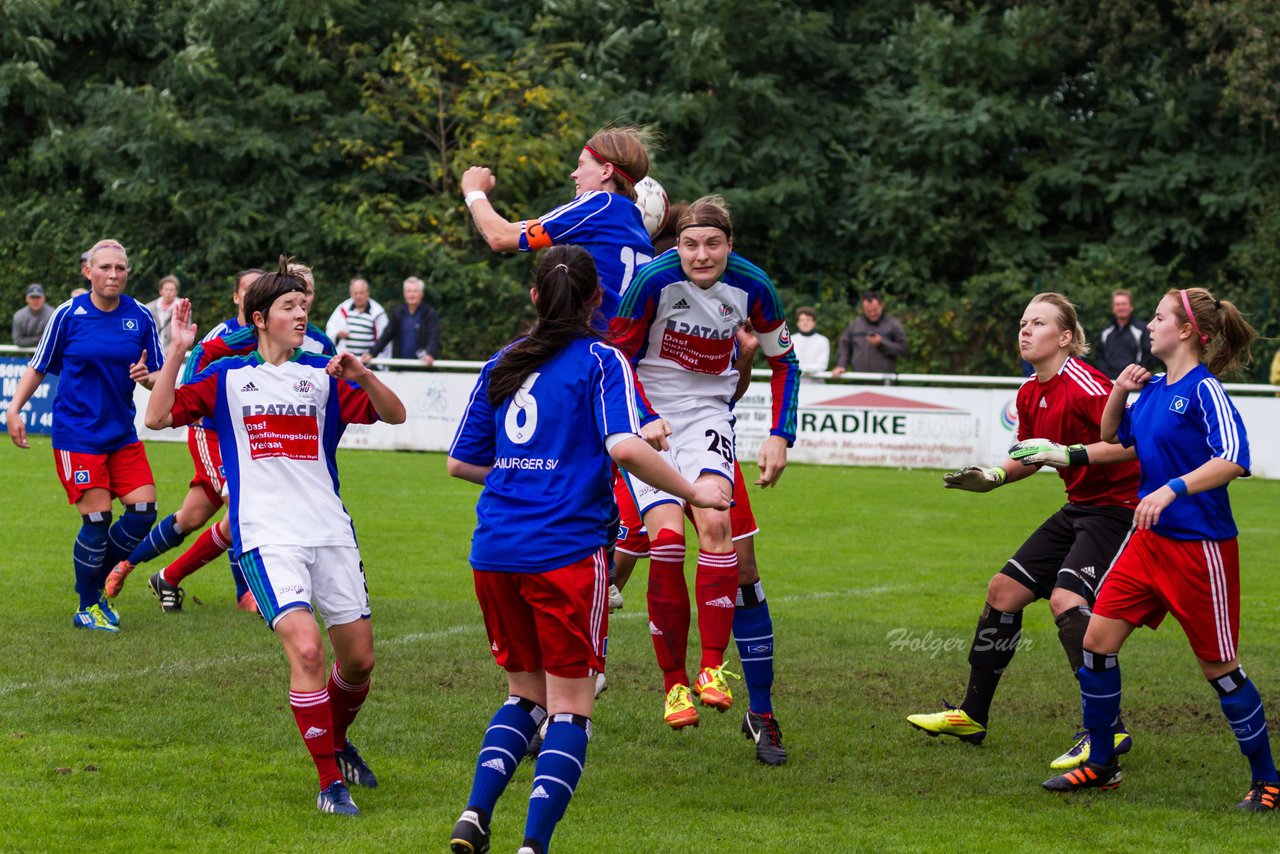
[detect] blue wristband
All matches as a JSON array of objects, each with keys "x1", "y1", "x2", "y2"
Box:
[{"x1": 1167, "y1": 477, "x2": 1188, "y2": 497}]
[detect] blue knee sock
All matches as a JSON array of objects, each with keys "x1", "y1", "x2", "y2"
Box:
[
  {"x1": 524, "y1": 714, "x2": 590, "y2": 854},
  {"x1": 466, "y1": 696, "x2": 545, "y2": 822},
  {"x1": 127, "y1": 512, "x2": 186, "y2": 566},
  {"x1": 100, "y1": 503, "x2": 157, "y2": 585},
  {"x1": 74, "y1": 511, "x2": 112, "y2": 609},
  {"x1": 1079, "y1": 649, "x2": 1122, "y2": 766},
  {"x1": 733, "y1": 581, "x2": 774, "y2": 715},
  {"x1": 1212, "y1": 668, "x2": 1280, "y2": 783},
  {"x1": 231, "y1": 554, "x2": 250, "y2": 600}
]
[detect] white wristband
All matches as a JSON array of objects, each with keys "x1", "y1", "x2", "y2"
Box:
[{"x1": 464, "y1": 190, "x2": 488, "y2": 208}]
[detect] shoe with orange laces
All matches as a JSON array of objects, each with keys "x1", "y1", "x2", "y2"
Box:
[
  {"x1": 1237, "y1": 780, "x2": 1280, "y2": 812},
  {"x1": 236, "y1": 590, "x2": 258, "y2": 613},
  {"x1": 1042, "y1": 756, "x2": 1122, "y2": 792},
  {"x1": 663, "y1": 684, "x2": 699, "y2": 730},
  {"x1": 693, "y1": 665, "x2": 739, "y2": 712},
  {"x1": 104, "y1": 560, "x2": 135, "y2": 598}
]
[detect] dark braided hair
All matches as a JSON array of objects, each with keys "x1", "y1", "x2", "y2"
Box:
[{"x1": 487, "y1": 245, "x2": 603, "y2": 406}]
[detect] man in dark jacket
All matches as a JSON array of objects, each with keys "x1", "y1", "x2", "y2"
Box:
[
  {"x1": 831, "y1": 290, "x2": 908, "y2": 377},
  {"x1": 362, "y1": 276, "x2": 440, "y2": 366},
  {"x1": 1093, "y1": 289, "x2": 1154, "y2": 379}
]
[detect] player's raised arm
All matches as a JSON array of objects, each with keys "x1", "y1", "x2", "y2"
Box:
[
  {"x1": 460, "y1": 166, "x2": 524, "y2": 252},
  {"x1": 326, "y1": 352, "x2": 407, "y2": 425},
  {"x1": 145, "y1": 299, "x2": 197, "y2": 430}
]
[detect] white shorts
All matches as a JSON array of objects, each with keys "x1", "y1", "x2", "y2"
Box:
[
  {"x1": 625, "y1": 405, "x2": 735, "y2": 517},
  {"x1": 238, "y1": 544, "x2": 370, "y2": 630}
]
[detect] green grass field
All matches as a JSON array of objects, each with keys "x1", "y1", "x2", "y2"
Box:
[{"x1": 3, "y1": 436, "x2": 1280, "y2": 852}]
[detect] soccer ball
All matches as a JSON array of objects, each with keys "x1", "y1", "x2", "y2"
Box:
[{"x1": 633, "y1": 176, "x2": 669, "y2": 239}]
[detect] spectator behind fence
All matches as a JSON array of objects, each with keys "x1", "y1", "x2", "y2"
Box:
[
  {"x1": 326, "y1": 278, "x2": 388, "y2": 357},
  {"x1": 363, "y1": 276, "x2": 440, "y2": 366},
  {"x1": 1270, "y1": 346, "x2": 1280, "y2": 396},
  {"x1": 13, "y1": 284, "x2": 54, "y2": 347},
  {"x1": 791, "y1": 305, "x2": 830, "y2": 380},
  {"x1": 1093, "y1": 289, "x2": 1155, "y2": 379},
  {"x1": 146, "y1": 275, "x2": 180, "y2": 351},
  {"x1": 831, "y1": 290, "x2": 908, "y2": 377}
]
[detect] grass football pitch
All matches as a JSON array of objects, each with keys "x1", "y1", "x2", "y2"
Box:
[{"x1": 3, "y1": 437, "x2": 1279, "y2": 852}]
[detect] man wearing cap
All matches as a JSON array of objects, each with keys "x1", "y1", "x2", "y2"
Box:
[
  {"x1": 12, "y1": 284, "x2": 54, "y2": 347},
  {"x1": 831, "y1": 290, "x2": 908, "y2": 377}
]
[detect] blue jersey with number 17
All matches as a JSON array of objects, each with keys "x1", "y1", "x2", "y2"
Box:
[
  {"x1": 450, "y1": 336, "x2": 643, "y2": 573},
  {"x1": 519, "y1": 190, "x2": 654, "y2": 324}
]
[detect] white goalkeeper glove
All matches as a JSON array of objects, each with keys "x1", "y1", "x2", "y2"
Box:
[
  {"x1": 1008, "y1": 439, "x2": 1089, "y2": 468},
  {"x1": 942, "y1": 465, "x2": 1007, "y2": 492}
]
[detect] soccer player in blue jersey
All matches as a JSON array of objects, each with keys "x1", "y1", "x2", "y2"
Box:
[
  {"x1": 1041, "y1": 287, "x2": 1280, "y2": 810},
  {"x1": 610, "y1": 196, "x2": 800, "y2": 751},
  {"x1": 447, "y1": 245, "x2": 727, "y2": 854},
  {"x1": 5, "y1": 239, "x2": 163, "y2": 632},
  {"x1": 146, "y1": 261, "x2": 405, "y2": 816},
  {"x1": 460, "y1": 125, "x2": 657, "y2": 325}
]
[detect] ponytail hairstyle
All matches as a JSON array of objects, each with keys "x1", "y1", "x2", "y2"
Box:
[
  {"x1": 1028, "y1": 292, "x2": 1089, "y2": 358},
  {"x1": 487, "y1": 245, "x2": 603, "y2": 407},
  {"x1": 241, "y1": 255, "x2": 307, "y2": 338},
  {"x1": 1167, "y1": 287, "x2": 1256, "y2": 377},
  {"x1": 583, "y1": 125, "x2": 657, "y2": 202}
]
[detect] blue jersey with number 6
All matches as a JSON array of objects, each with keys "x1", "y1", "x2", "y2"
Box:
[
  {"x1": 450, "y1": 336, "x2": 643, "y2": 573},
  {"x1": 518, "y1": 190, "x2": 654, "y2": 325}
]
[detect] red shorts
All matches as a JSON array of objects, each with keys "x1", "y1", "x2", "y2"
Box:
[
  {"x1": 1093, "y1": 528, "x2": 1240, "y2": 662},
  {"x1": 614, "y1": 460, "x2": 759, "y2": 557},
  {"x1": 53, "y1": 443, "x2": 154, "y2": 505},
  {"x1": 473, "y1": 548, "x2": 609, "y2": 679},
  {"x1": 187, "y1": 426, "x2": 227, "y2": 505}
]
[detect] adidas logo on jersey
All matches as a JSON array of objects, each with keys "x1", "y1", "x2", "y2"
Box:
[
  {"x1": 303, "y1": 726, "x2": 328, "y2": 739},
  {"x1": 530, "y1": 785, "x2": 550, "y2": 800},
  {"x1": 241, "y1": 381, "x2": 259, "y2": 392},
  {"x1": 74, "y1": 306, "x2": 88, "y2": 315},
  {"x1": 649, "y1": 621, "x2": 663, "y2": 636},
  {"x1": 1039, "y1": 398, "x2": 1048, "y2": 408},
  {"x1": 672, "y1": 298, "x2": 691, "y2": 310},
  {"x1": 482, "y1": 758, "x2": 506, "y2": 774},
  {"x1": 704, "y1": 596, "x2": 735, "y2": 609},
  {"x1": 1080, "y1": 565, "x2": 1096, "y2": 579}
]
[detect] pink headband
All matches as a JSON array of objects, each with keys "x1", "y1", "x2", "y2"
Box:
[
  {"x1": 1179, "y1": 289, "x2": 1209, "y2": 345},
  {"x1": 582, "y1": 144, "x2": 636, "y2": 186}
]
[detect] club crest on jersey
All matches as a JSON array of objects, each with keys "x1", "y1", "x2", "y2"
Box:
[
  {"x1": 718, "y1": 302, "x2": 733, "y2": 317},
  {"x1": 122, "y1": 318, "x2": 138, "y2": 331},
  {"x1": 73, "y1": 470, "x2": 90, "y2": 484},
  {"x1": 293, "y1": 378, "x2": 315, "y2": 395},
  {"x1": 1170, "y1": 395, "x2": 1189, "y2": 414},
  {"x1": 778, "y1": 327, "x2": 791, "y2": 349}
]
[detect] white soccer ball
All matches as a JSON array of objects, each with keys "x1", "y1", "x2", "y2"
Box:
[{"x1": 633, "y1": 176, "x2": 669, "y2": 239}]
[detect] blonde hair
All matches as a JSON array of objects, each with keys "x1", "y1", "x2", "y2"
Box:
[
  {"x1": 1166, "y1": 287, "x2": 1256, "y2": 377},
  {"x1": 584, "y1": 125, "x2": 658, "y2": 202},
  {"x1": 1028, "y1": 293, "x2": 1089, "y2": 358},
  {"x1": 86, "y1": 239, "x2": 129, "y2": 268}
]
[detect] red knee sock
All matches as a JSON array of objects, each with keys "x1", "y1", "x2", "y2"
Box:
[
  {"x1": 163, "y1": 524, "x2": 230, "y2": 586},
  {"x1": 327, "y1": 663, "x2": 370, "y2": 750},
  {"x1": 695, "y1": 550, "x2": 738, "y2": 670},
  {"x1": 290, "y1": 687, "x2": 343, "y2": 788},
  {"x1": 647, "y1": 530, "x2": 690, "y2": 692}
]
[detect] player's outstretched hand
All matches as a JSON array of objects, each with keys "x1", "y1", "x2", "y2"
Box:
[
  {"x1": 170, "y1": 298, "x2": 197, "y2": 352},
  {"x1": 1114, "y1": 363, "x2": 1151, "y2": 394},
  {"x1": 6, "y1": 408, "x2": 28, "y2": 449},
  {"x1": 1009, "y1": 439, "x2": 1088, "y2": 468},
  {"x1": 688, "y1": 479, "x2": 731, "y2": 511},
  {"x1": 943, "y1": 465, "x2": 1006, "y2": 492},
  {"x1": 129, "y1": 349, "x2": 150, "y2": 383},
  {"x1": 641, "y1": 418, "x2": 672, "y2": 451},
  {"x1": 461, "y1": 166, "x2": 497, "y2": 196},
  {"x1": 326, "y1": 352, "x2": 371, "y2": 382}
]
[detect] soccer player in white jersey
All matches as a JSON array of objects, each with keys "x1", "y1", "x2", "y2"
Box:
[
  {"x1": 448, "y1": 245, "x2": 727, "y2": 854},
  {"x1": 145, "y1": 260, "x2": 406, "y2": 816},
  {"x1": 610, "y1": 195, "x2": 800, "y2": 747}
]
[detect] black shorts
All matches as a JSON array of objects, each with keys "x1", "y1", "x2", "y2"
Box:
[{"x1": 999, "y1": 503, "x2": 1135, "y2": 604}]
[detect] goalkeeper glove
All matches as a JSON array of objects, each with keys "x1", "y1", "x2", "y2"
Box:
[
  {"x1": 1008, "y1": 439, "x2": 1089, "y2": 468},
  {"x1": 943, "y1": 465, "x2": 1007, "y2": 492}
]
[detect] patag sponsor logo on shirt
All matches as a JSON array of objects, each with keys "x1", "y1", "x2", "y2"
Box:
[{"x1": 1170, "y1": 395, "x2": 1189, "y2": 414}]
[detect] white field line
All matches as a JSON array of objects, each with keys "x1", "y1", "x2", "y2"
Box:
[{"x1": 0, "y1": 586, "x2": 894, "y2": 698}]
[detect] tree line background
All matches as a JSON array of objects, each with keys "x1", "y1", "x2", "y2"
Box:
[{"x1": 3, "y1": 0, "x2": 1277, "y2": 377}]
